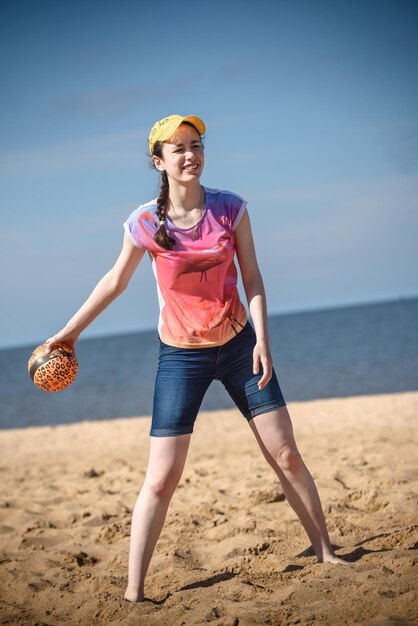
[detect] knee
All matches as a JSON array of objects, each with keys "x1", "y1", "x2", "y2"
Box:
[
  {"x1": 145, "y1": 470, "x2": 182, "y2": 499},
  {"x1": 274, "y1": 444, "x2": 303, "y2": 474}
]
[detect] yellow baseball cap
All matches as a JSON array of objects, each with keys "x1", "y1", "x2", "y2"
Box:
[{"x1": 148, "y1": 114, "x2": 206, "y2": 154}]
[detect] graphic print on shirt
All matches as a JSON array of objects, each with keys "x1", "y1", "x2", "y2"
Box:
[
  {"x1": 123, "y1": 187, "x2": 248, "y2": 348},
  {"x1": 168, "y1": 239, "x2": 228, "y2": 284}
]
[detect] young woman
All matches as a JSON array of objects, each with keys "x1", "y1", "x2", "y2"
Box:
[{"x1": 45, "y1": 114, "x2": 346, "y2": 603}]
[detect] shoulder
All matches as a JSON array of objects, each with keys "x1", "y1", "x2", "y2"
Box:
[
  {"x1": 127, "y1": 197, "x2": 159, "y2": 221},
  {"x1": 123, "y1": 197, "x2": 159, "y2": 249},
  {"x1": 205, "y1": 186, "x2": 247, "y2": 231},
  {"x1": 205, "y1": 186, "x2": 246, "y2": 205}
]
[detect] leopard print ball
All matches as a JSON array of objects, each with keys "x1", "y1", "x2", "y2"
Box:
[{"x1": 28, "y1": 342, "x2": 78, "y2": 392}]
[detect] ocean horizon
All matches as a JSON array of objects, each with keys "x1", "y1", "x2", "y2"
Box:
[{"x1": 1, "y1": 295, "x2": 417, "y2": 430}]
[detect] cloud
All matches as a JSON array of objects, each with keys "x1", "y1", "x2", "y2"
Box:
[
  {"x1": 247, "y1": 172, "x2": 418, "y2": 261},
  {"x1": 247, "y1": 172, "x2": 418, "y2": 217},
  {"x1": 0, "y1": 129, "x2": 146, "y2": 176},
  {"x1": 391, "y1": 127, "x2": 418, "y2": 173},
  {"x1": 50, "y1": 77, "x2": 196, "y2": 120}
]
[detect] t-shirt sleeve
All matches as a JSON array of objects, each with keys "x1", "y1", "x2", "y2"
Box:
[
  {"x1": 123, "y1": 207, "x2": 156, "y2": 249},
  {"x1": 224, "y1": 192, "x2": 248, "y2": 231}
]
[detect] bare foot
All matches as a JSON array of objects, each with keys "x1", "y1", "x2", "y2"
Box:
[
  {"x1": 124, "y1": 587, "x2": 145, "y2": 603},
  {"x1": 321, "y1": 553, "x2": 350, "y2": 565}
]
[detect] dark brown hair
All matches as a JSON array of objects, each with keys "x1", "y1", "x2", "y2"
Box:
[
  {"x1": 152, "y1": 164, "x2": 176, "y2": 250},
  {"x1": 149, "y1": 122, "x2": 204, "y2": 250}
]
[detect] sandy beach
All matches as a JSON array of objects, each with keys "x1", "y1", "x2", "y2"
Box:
[{"x1": 0, "y1": 391, "x2": 417, "y2": 625}]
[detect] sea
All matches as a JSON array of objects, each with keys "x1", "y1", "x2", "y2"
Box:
[{"x1": 1, "y1": 297, "x2": 417, "y2": 430}]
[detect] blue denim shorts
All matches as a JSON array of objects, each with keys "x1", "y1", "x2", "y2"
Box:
[{"x1": 150, "y1": 321, "x2": 287, "y2": 437}]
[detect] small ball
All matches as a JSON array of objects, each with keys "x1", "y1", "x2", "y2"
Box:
[{"x1": 28, "y1": 342, "x2": 78, "y2": 392}]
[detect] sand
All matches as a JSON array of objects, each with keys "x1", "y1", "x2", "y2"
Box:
[{"x1": 0, "y1": 391, "x2": 417, "y2": 626}]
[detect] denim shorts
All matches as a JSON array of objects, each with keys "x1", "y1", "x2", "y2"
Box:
[{"x1": 150, "y1": 321, "x2": 287, "y2": 437}]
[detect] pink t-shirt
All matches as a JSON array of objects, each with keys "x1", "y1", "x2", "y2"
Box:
[{"x1": 123, "y1": 186, "x2": 248, "y2": 348}]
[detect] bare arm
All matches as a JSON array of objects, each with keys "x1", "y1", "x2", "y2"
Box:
[
  {"x1": 235, "y1": 208, "x2": 272, "y2": 389},
  {"x1": 45, "y1": 233, "x2": 146, "y2": 353}
]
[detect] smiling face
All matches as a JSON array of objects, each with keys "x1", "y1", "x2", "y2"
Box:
[{"x1": 152, "y1": 123, "x2": 204, "y2": 184}]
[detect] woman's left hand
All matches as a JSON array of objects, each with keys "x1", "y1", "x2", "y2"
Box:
[{"x1": 253, "y1": 341, "x2": 273, "y2": 389}]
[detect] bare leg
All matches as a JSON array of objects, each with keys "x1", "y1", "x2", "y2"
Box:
[
  {"x1": 249, "y1": 406, "x2": 347, "y2": 564},
  {"x1": 124, "y1": 433, "x2": 192, "y2": 602}
]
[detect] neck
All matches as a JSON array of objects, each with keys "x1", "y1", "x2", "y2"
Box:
[{"x1": 168, "y1": 180, "x2": 203, "y2": 211}]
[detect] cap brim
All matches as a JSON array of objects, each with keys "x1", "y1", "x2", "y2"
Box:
[
  {"x1": 149, "y1": 114, "x2": 206, "y2": 153},
  {"x1": 182, "y1": 115, "x2": 206, "y2": 136}
]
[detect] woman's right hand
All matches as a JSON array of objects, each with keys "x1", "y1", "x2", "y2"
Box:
[{"x1": 44, "y1": 330, "x2": 78, "y2": 355}]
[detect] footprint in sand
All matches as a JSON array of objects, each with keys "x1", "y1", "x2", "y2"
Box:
[
  {"x1": 83, "y1": 468, "x2": 105, "y2": 478},
  {"x1": 63, "y1": 550, "x2": 98, "y2": 567},
  {"x1": 82, "y1": 512, "x2": 118, "y2": 527},
  {"x1": 20, "y1": 529, "x2": 64, "y2": 550},
  {"x1": 95, "y1": 522, "x2": 129, "y2": 544},
  {"x1": 27, "y1": 577, "x2": 54, "y2": 592},
  {"x1": 249, "y1": 487, "x2": 286, "y2": 505},
  {"x1": 0, "y1": 524, "x2": 14, "y2": 534}
]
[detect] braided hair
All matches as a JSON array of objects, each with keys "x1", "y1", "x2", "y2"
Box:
[
  {"x1": 153, "y1": 162, "x2": 176, "y2": 250},
  {"x1": 150, "y1": 122, "x2": 204, "y2": 251}
]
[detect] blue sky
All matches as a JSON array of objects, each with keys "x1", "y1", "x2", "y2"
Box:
[{"x1": 1, "y1": 0, "x2": 417, "y2": 348}]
